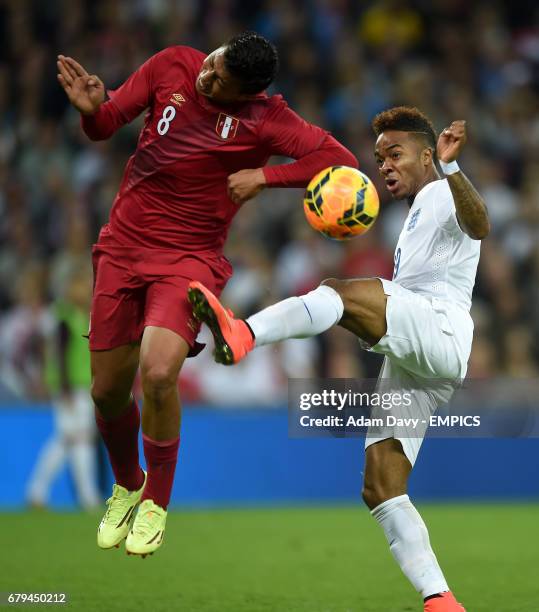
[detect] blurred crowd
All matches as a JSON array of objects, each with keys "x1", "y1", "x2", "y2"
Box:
[{"x1": 1, "y1": 0, "x2": 538, "y2": 405}]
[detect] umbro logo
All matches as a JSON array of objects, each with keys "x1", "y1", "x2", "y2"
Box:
[{"x1": 170, "y1": 93, "x2": 186, "y2": 107}]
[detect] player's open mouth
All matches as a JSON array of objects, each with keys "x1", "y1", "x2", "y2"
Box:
[{"x1": 386, "y1": 178, "x2": 399, "y2": 193}]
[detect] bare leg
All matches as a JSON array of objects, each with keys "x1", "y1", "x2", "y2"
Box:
[
  {"x1": 91, "y1": 343, "x2": 140, "y2": 419},
  {"x1": 362, "y1": 438, "x2": 411, "y2": 509},
  {"x1": 139, "y1": 326, "x2": 189, "y2": 441}
]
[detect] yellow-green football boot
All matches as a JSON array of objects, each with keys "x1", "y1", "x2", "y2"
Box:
[
  {"x1": 97, "y1": 471, "x2": 146, "y2": 549},
  {"x1": 125, "y1": 499, "x2": 167, "y2": 557}
]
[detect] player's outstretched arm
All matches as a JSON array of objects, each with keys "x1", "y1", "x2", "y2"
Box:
[
  {"x1": 57, "y1": 55, "x2": 105, "y2": 115},
  {"x1": 437, "y1": 120, "x2": 490, "y2": 240},
  {"x1": 226, "y1": 101, "x2": 357, "y2": 204}
]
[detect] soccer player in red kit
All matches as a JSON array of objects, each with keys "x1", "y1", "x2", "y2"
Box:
[{"x1": 57, "y1": 31, "x2": 357, "y2": 556}]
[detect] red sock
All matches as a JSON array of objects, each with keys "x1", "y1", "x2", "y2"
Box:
[
  {"x1": 141, "y1": 434, "x2": 180, "y2": 510},
  {"x1": 95, "y1": 399, "x2": 145, "y2": 492}
]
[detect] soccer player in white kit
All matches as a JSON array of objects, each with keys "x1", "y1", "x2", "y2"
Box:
[{"x1": 188, "y1": 106, "x2": 490, "y2": 612}]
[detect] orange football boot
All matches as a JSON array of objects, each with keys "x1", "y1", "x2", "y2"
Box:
[
  {"x1": 424, "y1": 592, "x2": 466, "y2": 612},
  {"x1": 188, "y1": 281, "x2": 255, "y2": 365}
]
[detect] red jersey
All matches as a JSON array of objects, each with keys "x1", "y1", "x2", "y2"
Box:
[{"x1": 82, "y1": 46, "x2": 358, "y2": 253}]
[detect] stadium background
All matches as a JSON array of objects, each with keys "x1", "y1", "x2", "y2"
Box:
[{"x1": 0, "y1": 1, "x2": 538, "y2": 611}]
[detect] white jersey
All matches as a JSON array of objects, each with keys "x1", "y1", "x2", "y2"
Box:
[
  {"x1": 368, "y1": 179, "x2": 482, "y2": 465},
  {"x1": 391, "y1": 179, "x2": 480, "y2": 311}
]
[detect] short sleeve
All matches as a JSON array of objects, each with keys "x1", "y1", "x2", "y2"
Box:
[{"x1": 433, "y1": 179, "x2": 462, "y2": 236}]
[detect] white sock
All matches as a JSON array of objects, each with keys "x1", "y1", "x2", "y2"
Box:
[
  {"x1": 247, "y1": 285, "x2": 344, "y2": 347},
  {"x1": 371, "y1": 494, "x2": 449, "y2": 599}
]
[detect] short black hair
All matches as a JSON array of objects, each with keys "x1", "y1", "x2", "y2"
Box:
[
  {"x1": 372, "y1": 106, "x2": 437, "y2": 153},
  {"x1": 223, "y1": 31, "x2": 279, "y2": 95}
]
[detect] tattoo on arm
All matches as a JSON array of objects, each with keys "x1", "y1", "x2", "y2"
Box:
[{"x1": 446, "y1": 172, "x2": 490, "y2": 240}]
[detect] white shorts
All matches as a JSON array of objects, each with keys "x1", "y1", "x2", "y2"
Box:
[{"x1": 364, "y1": 279, "x2": 473, "y2": 466}]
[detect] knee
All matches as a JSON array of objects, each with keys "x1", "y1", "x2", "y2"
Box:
[
  {"x1": 362, "y1": 481, "x2": 403, "y2": 511},
  {"x1": 141, "y1": 364, "x2": 178, "y2": 406},
  {"x1": 91, "y1": 380, "x2": 129, "y2": 415},
  {"x1": 320, "y1": 278, "x2": 352, "y2": 318},
  {"x1": 320, "y1": 278, "x2": 354, "y2": 312},
  {"x1": 320, "y1": 277, "x2": 345, "y2": 295},
  {"x1": 362, "y1": 482, "x2": 385, "y2": 511}
]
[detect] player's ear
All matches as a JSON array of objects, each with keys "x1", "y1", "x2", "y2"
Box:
[{"x1": 422, "y1": 147, "x2": 433, "y2": 166}]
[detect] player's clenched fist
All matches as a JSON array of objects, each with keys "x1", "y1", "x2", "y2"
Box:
[
  {"x1": 227, "y1": 168, "x2": 267, "y2": 204},
  {"x1": 57, "y1": 55, "x2": 105, "y2": 115},
  {"x1": 437, "y1": 120, "x2": 467, "y2": 163}
]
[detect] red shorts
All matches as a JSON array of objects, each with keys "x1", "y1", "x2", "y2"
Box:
[{"x1": 90, "y1": 232, "x2": 232, "y2": 354}]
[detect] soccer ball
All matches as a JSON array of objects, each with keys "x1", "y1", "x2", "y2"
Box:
[{"x1": 303, "y1": 166, "x2": 379, "y2": 240}]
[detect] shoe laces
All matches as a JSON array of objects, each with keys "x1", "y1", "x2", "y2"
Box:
[
  {"x1": 103, "y1": 484, "x2": 129, "y2": 523},
  {"x1": 132, "y1": 502, "x2": 164, "y2": 537}
]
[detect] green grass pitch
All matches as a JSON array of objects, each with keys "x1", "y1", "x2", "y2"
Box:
[{"x1": 1, "y1": 504, "x2": 537, "y2": 611}]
